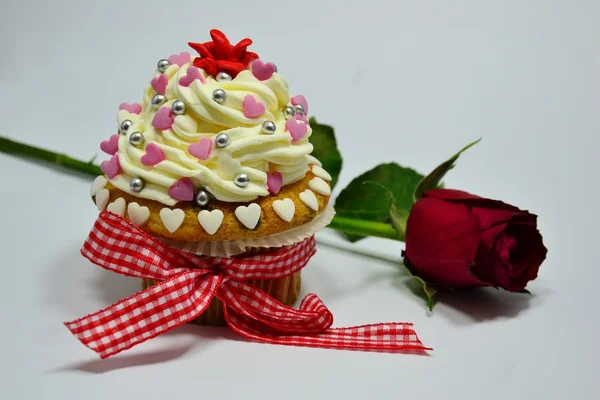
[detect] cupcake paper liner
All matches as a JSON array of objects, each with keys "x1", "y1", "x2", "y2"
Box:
[{"x1": 158, "y1": 204, "x2": 335, "y2": 257}]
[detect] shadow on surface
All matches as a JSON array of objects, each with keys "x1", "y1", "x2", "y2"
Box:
[
  {"x1": 433, "y1": 287, "x2": 540, "y2": 325},
  {"x1": 57, "y1": 344, "x2": 194, "y2": 374},
  {"x1": 55, "y1": 324, "x2": 239, "y2": 374},
  {"x1": 395, "y1": 272, "x2": 544, "y2": 323}
]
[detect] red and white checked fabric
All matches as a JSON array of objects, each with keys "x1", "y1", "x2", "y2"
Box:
[{"x1": 65, "y1": 212, "x2": 430, "y2": 358}]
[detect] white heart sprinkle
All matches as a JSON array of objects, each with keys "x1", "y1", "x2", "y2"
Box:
[
  {"x1": 217, "y1": 151, "x2": 242, "y2": 180},
  {"x1": 127, "y1": 202, "x2": 150, "y2": 227},
  {"x1": 308, "y1": 177, "x2": 331, "y2": 195},
  {"x1": 107, "y1": 197, "x2": 126, "y2": 217},
  {"x1": 95, "y1": 189, "x2": 110, "y2": 211},
  {"x1": 311, "y1": 165, "x2": 332, "y2": 181},
  {"x1": 299, "y1": 189, "x2": 319, "y2": 211},
  {"x1": 198, "y1": 209, "x2": 224, "y2": 235},
  {"x1": 272, "y1": 198, "x2": 295, "y2": 222},
  {"x1": 90, "y1": 176, "x2": 108, "y2": 196},
  {"x1": 159, "y1": 208, "x2": 185, "y2": 233},
  {"x1": 235, "y1": 203, "x2": 261, "y2": 229}
]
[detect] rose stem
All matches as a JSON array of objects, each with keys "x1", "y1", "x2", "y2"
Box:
[
  {"x1": 328, "y1": 215, "x2": 402, "y2": 241},
  {"x1": 0, "y1": 136, "x2": 402, "y2": 242},
  {"x1": 0, "y1": 136, "x2": 102, "y2": 176}
]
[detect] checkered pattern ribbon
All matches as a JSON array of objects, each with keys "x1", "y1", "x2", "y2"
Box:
[{"x1": 65, "y1": 212, "x2": 430, "y2": 359}]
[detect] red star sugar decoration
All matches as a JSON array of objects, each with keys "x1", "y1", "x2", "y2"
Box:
[{"x1": 188, "y1": 29, "x2": 259, "y2": 79}]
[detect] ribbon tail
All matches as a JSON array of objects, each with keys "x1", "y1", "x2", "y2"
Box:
[
  {"x1": 223, "y1": 291, "x2": 431, "y2": 353},
  {"x1": 65, "y1": 272, "x2": 220, "y2": 359},
  {"x1": 226, "y1": 307, "x2": 431, "y2": 352}
]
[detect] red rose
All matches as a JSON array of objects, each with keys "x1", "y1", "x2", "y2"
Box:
[{"x1": 403, "y1": 189, "x2": 547, "y2": 292}]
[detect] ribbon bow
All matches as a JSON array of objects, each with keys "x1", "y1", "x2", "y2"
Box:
[{"x1": 65, "y1": 212, "x2": 430, "y2": 359}]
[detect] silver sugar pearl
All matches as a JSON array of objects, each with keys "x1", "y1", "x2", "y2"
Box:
[
  {"x1": 215, "y1": 132, "x2": 230, "y2": 148},
  {"x1": 212, "y1": 89, "x2": 226, "y2": 104},
  {"x1": 262, "y1": 120, "x2": 276, "y2": 134},
  {"x1": 129, "y1": 131, "x2": 145, "y2": 146},
  {"x1": 234, "y1": 173, "x2": 250, "y2": 187},
  {"x1": 294, "y1": 104, "x2": 305, "y2": 116},
  {"x1": 195, "y1": 190, "x2": 210, "y2": 206},
  {"x1": 151, "y1": 94, "x2": 166, "y2": 108},
  {"x1": 157, "y1": 59, "x2": 170, "y2": 73},
  {"x1": 283, "y1": 106, "x2": 296, "y2": 120},
  {"x1": 171, "y1": 100, "x2": 186, "y2": 115},
  {"x1": 120, "y1": 119, "x2": 133, "y2": 134},
  {"x1": 130, "y1": 177, "x2": 145, "y2": 192},
  {"x1": 216, "y1": 72, "x2": 232, "y2": 82}
]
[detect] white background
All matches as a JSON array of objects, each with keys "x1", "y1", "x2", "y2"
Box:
[{"x1": 1, "y1": 0, "x2": 598, "y2": 398}]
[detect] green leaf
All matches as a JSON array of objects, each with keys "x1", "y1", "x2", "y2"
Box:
[
  {"x1": 363, "y1": 181, "x2": 410, "y2": 240},
  {"x1": 308, "y1": 117, "x2": 342, "y2": 188},
  {"x1": 413, "y1": 138, "x2": 481, "y2": 202},
  {"x1": 334, "y1": 163, "x2": 424, "y2": 242},
  {"x1": 403, "y1": 259, "x2": 437, "y2": 311},
  {"x1": 518, "y1": 288, "x2": 531, "y2": 294},
  {"x1": 411, "y1": 274, "x2": 437, "y2": 311}
]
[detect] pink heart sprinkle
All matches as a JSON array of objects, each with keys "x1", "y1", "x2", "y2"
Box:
[
  {"x1": 100, "y1": 155, "x2": 120, "y2": 179},
  {"x1": 100, "y1": 134, "x2": 119, "y2": 155},
  {"x1": 267, "y1": 172, "x2": 283, "y2": 195},
  {"x1": 119, "y1": 102, "x2": 142, "y2": 114},
  {"x1": 285, "y1": 119, "x2": 308, "y2": 143},
  {"x1": 151, "y1": 74, "x2": 168, "y2": 95},
  {"x1": 169, "y1": 177, "x2": 194, "y2": 201},
  {"x1": 168, "y1": 51, "x2": 191, "y2": 67},
  {"x1": 251, "y1": 59, "x2": 276, "y2": 81},
  {"x1": 179, "y1": 67, "x2": 205, "y2": 87},
  {"x1": 243, "y1": 95, "x2": 265, "y2": 118},
  {"x1": 151, "y1": 107, "x2": 174, "y2": 130},
  {"x1": 291, "y1": 95, "x2": 308, "y2": 115},
  {"x1": 188, "y1": 138, "x2": 212, "y2": 160},
  {"x1": 141, "y1": 143, "x2": 166, "y2": 166}
]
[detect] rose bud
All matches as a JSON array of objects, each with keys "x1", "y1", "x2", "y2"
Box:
[{"x1": 403, "y1": 189, "x2": 547, "y2": 292}]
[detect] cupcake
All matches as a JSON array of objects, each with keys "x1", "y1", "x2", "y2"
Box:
[{"x1": 91, "y1": 29, "x2": 334, "y2": 325}]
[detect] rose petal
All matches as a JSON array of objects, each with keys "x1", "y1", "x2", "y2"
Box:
[
  {"x1": 485, "y1": 220, "x2": 547, "y2": 291},
  {"x1": 404, "y1": 197, "x2": 490, "y2": 288},
  {"x1": 472, "y1": 207, "x2": 523, "y2": 230},
  {"x1": 425, "y1": 189, "x2": 528, "y2": 229},
  {"x1": 473, "y1": 223, "x2": 508, "y2": 285},
  {"x1": 425, "y1": 189, "x2": 521, "y2": 211}
]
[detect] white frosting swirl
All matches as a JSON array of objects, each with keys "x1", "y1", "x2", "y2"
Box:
[{"x1": 109, "y1": 60, "x2": 313, "y2": 205}]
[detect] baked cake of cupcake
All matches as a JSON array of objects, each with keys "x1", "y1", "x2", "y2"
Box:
[{"x1": 90, "y1": 29, "x2": 334, "y2": 325}]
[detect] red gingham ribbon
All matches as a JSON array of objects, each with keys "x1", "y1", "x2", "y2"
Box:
[{"x1": 65, "y1": 212, "x2": 430, "y2": 358}]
